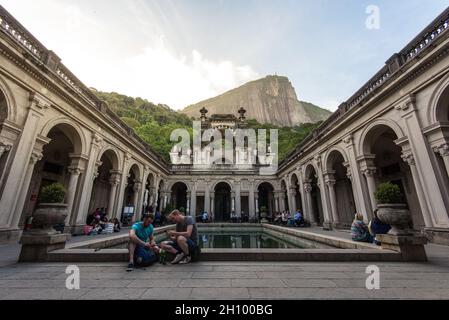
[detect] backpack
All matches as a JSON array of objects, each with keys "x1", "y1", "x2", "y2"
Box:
[
  {"x1": 191, "y1": 245, "x2": 201, "y2": 262},
  {"x1": 134, "y1": 245, "x2": 158, "y2": 267}
]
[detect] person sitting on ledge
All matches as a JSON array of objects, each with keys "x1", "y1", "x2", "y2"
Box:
[
  {"x1": 160, "y1": 210, "x2": 199, "y2": 265},
  {"x1": 368, "y1": 209, "x2": 391, "y2": 246},
  {"x1": 351, "y1": 213, "x2": 374, "y2": 243},
  {"x1": 127, "y1": 212, "x2": 161, "y2": 272},
  {"x1": 231, "y1": 210, "x2": 238, "y2": 223},
  {"x1": 294, "y1": 210, "x2": 305, "y2": 227}
]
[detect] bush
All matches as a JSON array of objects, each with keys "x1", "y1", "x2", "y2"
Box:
[
  {"x1": 39, "y1": 183, "x2": 66, "y2": 203},
  {"x1": 374, "y1": 182, "x2": 404, "y2": 204}
]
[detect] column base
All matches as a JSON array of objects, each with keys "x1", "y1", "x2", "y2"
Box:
[
  {"x1": 0, "y1": 227, "x2": 22, "y2": 244},
  {"x1": 322, "y1": 222, "x2": 332, "y2": 231},
  {"x1": 19, "y1": 233, "x2": 71, "y2": 262},
  {"x1": 423, "y1": 227, "x2": 449, "y2": 246},
  {"x1": 378, "y1": 234, "x2": 428, "y2": 262}
]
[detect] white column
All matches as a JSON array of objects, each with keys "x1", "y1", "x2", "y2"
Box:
[
  {"x1": 75, "y1": 134, "x2": 104, "y2": 226},
  {"x1": 0, "y1": 94, "x2": 49, "y2": 228},
  {"x1": 362, "y1": 168, "x2": 377, "y2": 212},
  {"x1": 289, "y1": 187, "x2": 297, "y2": 214},
  {"x1": 210, "y1": 193, "x2": 215, "y2": 220},
  {"x1": 186, "y1": 194, "x2": 191, "y2": 215},
  {"x1": 65, "y1": 167, "x2": 83, "y2": 226},
  {"x1": 132, "y1": 181, "x2": 142, "y2": 222},
  {"x1": 325, "y1": 179, "x2": 339, "y2": 225},
  {"x1": 108, "y1": 173, "x2": 121, "y2": 218},
  {"x1": 249, "y1": 180, "x2": 255, "y2": 220},
  {"x1": 190, "y1": 183, "x2": 197, "y2": 221},
  {"x1": 304, "y1": 183, "x2": 315, "y2": 224},
  {"x1": 343, "y1": 135, "x2": 370, "y2": 220},
  {"x1": 10, "y1": 151, "x2": 43, "y2": 229},
  {"x1": 401, "y1": 151, "x2": 433, "y2": 228},
  {"x1": 396, "y1": 96, "x2": 449, "y2": 227},
  {"x1": 235, "y1": 180, "x2": 241, "y2": 218},
  {"x1": 204, "y1": 181, "x2": 211, "y2": 213},
  {"x1": 436, "y1": 144, "x2": 449, "y2": 179}
]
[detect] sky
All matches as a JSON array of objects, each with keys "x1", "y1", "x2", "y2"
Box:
[{"x1": 2, "y1": 0, "x2": 449, "y2": 111}]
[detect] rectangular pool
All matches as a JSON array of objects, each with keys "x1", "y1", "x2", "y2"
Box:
[{"x1": 198, "y1": 231, "x2": 299, "y2": 249}]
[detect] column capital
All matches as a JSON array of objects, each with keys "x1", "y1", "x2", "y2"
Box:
[
  {"x1": 401, "y1": 151, "x2": 416, "y2": 166},
  {"x1": 68, "y1": 166, "x2": 83, "y2": 176},
  {"x1": 361, "y1": 168, "x2": 377, "y2": 177},
  {"x1": 326, "y1": 180, "x2": 336, "y2": 188},
  {"x1": 394, "y1": 94, "x2": 416, "y2": 113},
  {"x1": 30, "y1": 151, "x2": 43, "y2": 164},
  {"x1": 434, "y1": 144, "x2": 449, "y2": 158},
  {"x1": 342, "y1": 134, "x2": 354, "y2": 146},
  {"x1": 304, "y1": 183, "x2": 312, "y2": 193}
]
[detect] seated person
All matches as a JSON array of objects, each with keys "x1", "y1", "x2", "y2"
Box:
[
  {"x1": 351, "y1": 213, "x2": 374, "y2": 243},
  {"x1": 201, "y1": 211, "x2": 209, "y2": 223},
  {"x1": 368, "y1": 209, "x2": 391, "y2": 245},
  {"x1": 127, "y1": 212, "x2": 161, "y2": 271},
  {"x1": 274, "y1": 212, "x2": 282, "y2": 224},
  {"x1": 112, "y1": 218, "x2": 121, "y2": 232},
  {"x1": 231, "y1": 211, "x2": 238, "y2": 223},
  {"x1": 281, "y1": 211, "x2": 289, "y2": 225},
  {"x1": 160, "y1": 210, "x2": 199, "y2": 265},
  {"x1": 294, "y1": 210, "x2": 305, "y2": 227},
  {"x1": 154, "y1": 211, "x2": 162, "y2": 226}
]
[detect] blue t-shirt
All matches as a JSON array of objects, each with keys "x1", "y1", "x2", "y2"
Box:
[{"x1": 132, "y1": 222, "x2": 154, "y2": 242}]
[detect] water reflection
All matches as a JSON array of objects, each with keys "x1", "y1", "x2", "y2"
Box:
[{"x1": 198, "y1": 232, "x2": 297, "y2": 249}]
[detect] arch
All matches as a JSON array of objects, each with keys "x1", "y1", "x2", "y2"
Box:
[
  {"x1": 97, "y1": 147, "x2": 121, "y2": 171},
  {"x1": 304, "y1": 163, "x2": 319, "y2": 181},
  {"x1": 167, "y1": 180, "x2": 191, "y2": 192},
  {"x1": 170, "y1": 181, "x2": 189, "y2": 212},
  {"x1": 255, "y1": 180, "x2": 275, "y2": 191},
  {"x1": 128, "y1": 162, "x2": 142, "y2": 181},
  {"x1": 210, "y1": 180, "x2": 233, "y2": 192},
  {"x1": 428, "y1": 72, "x2": 449, "y2": 124},
  {"x1": 40, "y1": 118, "x2": 87, "y2": 155},
  {"x1": 0, "y1": 75, "x2": 17, "y2": 123},
  {"x1": 358, "y1": 119, "x2": 405, "y2": 156},
  {"x1": 214, "y1": 181, "x2": 232, "y2": 221},
  {"x1": 290, "y1": 172, "x2": 299, "y2": 186},
  {"x1": 324, "y1": 146, "x2": 349, "y2": 173}
]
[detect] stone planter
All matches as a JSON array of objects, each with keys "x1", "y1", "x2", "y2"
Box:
[
  {"x1": 31, "y1": 203, "x2": 68, "y2": 235},
  {"x1": 260, "y1": 211, "x2": 269, "y2": 223},
  {"x1": 377, "y1": 203, "x2": 412, "y2": 236}
]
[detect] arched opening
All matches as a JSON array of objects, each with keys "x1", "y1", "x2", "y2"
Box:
[
  {"x1": 363, "y1": 125, "x2": 424, "y2": 229},
  {"x1": 304, "y1": 165, "x2": 324, "y2": 225},
  {"x1": 122, "y1": 164, "x2": 141, "y2": 222},
  {"x1": 171, "y1": 182, "x2": 188, "y2": 212},
  {"x1": 89, "y1": 150, "x2": 119, "y2": 220},
  {"x1": 257, "y1": 182, "x2": 275, "y2": 219},
  {"x1": 290, "y1": 174, "x2": 302, "y2": 213},
  {"x1": 326, "y1": 150, "x2": 355, "y2": 227},
  {"x1": 280, "y1": 179, "x2": 289, "y2": 212},
  {"x1": 0, "y1": 90, "x2": 11, "y2": 192},
  {"x1": 22, "y1": 124, "x2": 83, "y2": 228},
  {"x1": 214, "y1": 182, "x2": 231, "y2": 221},
  {"x1": 142, "y1": 173, "x2": 155, "y2": 213}
]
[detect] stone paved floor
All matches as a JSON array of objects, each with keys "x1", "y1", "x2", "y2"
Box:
[{"x1": 1, "y1": 228, "x2": 449, "y2": 300}]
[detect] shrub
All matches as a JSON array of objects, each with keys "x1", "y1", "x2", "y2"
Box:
[
  {"x1": 374, "y1": 182, "x2": 404, "y2": 204},
  {"x1": 39, "y1": 183, "x2": 66, "y2": 203}
]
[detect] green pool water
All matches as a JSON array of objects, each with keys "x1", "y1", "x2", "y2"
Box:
[{"x1": 197, "y1": 232, "x2": 299, "y2": 249}]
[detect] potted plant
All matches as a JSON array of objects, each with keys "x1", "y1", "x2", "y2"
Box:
[
  {"x1": 374, "y1": 182, "x2": 411, "y2": 235},
  {"x1": 32, "y1": 183, "x2": 68, "y2": 235},
  {"x1": 260, "y1": 206, "x2": 268, "y2": 223}
]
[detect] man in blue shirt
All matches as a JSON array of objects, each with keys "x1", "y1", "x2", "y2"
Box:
[
  {"x1": 127, "y1": 212, "x2": 158, "y2": 271},
  {"x1": 294, "y1": 210, "x2": 304, "y2": 227}
]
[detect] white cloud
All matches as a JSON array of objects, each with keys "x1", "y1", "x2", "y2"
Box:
[{"x1": 97, "y1": 41, "x2": 259, "y2": 110}]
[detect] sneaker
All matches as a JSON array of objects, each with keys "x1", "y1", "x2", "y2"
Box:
[
  {"x1": 179, "y1": 255, "x2": 191, "y2": 264},
  {"x1": 126, "y1": 263, "x2": 134, "y2": 272},
  {"x1": 171, "y1": 252, "x2": 185, "y2": 264}
]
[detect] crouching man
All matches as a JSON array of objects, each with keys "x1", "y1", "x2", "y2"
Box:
[
  {"x1": 127, "y1": 212, "x2": 160, "y2": 271},
  {"x1": 160, "y1": 210, "x2": 199, "y2": 264}
]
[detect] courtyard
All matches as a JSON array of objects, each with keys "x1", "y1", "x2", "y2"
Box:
[{"x1": 1, "y1": 227, "x2": 449, "y2": 300}]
